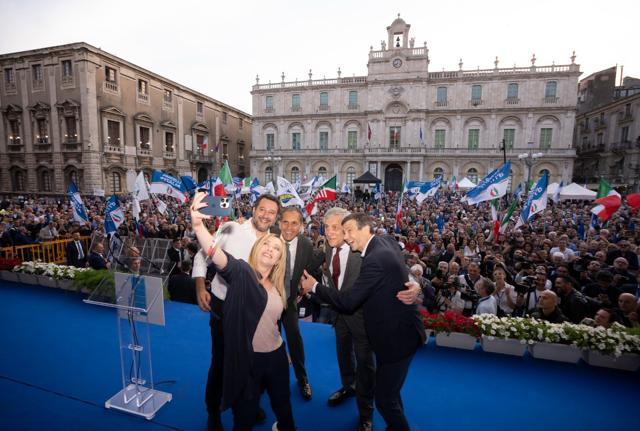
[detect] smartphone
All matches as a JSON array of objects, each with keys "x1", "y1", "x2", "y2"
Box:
[{"x1": 199, "y1": 195, "x2": 234, "y2": 217}]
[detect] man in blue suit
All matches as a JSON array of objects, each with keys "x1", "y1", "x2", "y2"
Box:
[{"x1": 301, "y1": 213, "x2": 425, "y2": 431}]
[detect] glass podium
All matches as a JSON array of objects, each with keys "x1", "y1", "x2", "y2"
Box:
[{"x1": 84, "y1": 272, "x2": 171, "y2": 419}]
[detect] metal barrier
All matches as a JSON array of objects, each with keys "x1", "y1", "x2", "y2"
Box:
[{"x1": 0, "y1": 237, "x2": 91, "y2": 264}]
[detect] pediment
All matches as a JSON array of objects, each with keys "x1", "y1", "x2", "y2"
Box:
[{"x1": 101, "y1": 106, "x2": 126, "y2": 117}]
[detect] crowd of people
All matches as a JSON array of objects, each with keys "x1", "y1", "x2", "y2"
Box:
[{"x1": 2, "y1": 186, "x2": 640, "y2": 430}]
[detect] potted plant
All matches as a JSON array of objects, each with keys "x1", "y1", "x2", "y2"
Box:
[
  {"x1": 527, "y1": 321, "x2": 585, "y2": 364},
  {"x1": 474, "y1": 315, "x2": 530, "y2": 357},
  {"x1": 421, "y1": 310, "x2": 480, "y2": 350},
  {"x1": 583, "y1": 324, "x2": 640, "y2": 372}
]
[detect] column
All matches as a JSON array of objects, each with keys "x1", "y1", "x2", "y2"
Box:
[
  {"x1": 419, "y1": 159, "x2": 423, "y2": 181},
  {"x1": 406, "y1": 160, "x2": 411, "y2": 181}
]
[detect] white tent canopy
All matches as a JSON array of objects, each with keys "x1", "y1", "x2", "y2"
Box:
[
  {"x1": 558, "y1": 182, "x2": 597, "y2": 201},
  {"x1": 457, "y1": 177, "x2": 477, "y2": 190}
]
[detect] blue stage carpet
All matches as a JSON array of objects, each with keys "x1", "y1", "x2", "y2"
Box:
[{"x1": 1, "y1": 281, "x2": 638, "y2": 431}]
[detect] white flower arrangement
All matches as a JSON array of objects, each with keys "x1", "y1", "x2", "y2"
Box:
[
  {"x1": 473, "y1": 314, "x2": 640, "y2": 357},
  {"x1": 12, "y1": 261, "x2": 90, "y2": 280}
]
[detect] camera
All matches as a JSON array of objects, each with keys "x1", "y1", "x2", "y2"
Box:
[{"x1": 513, "y1": 276, "x2": 537, "y2": 294}]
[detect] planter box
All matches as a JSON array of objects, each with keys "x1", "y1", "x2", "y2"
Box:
[
  {"x1": 1, "y1": 270, "x2": 21, "y2": 282},
  {"x1": 57, "y1": 279, "x2": 75, "y2": 291},
  {"x1": 481, "y1": 336, "x2": 527, "y2": 357},
  {"x1": 18, "y1": 273, "x2": 39, "y2": 285},
  {"x1": 585, "y1": 351, "x2": 640, "y2": 372},
  {"x1": 37, "y1": 275, "x2": 58, "y2": 288},
  {"x1": 529, "y1": 342, "x2": 583, "y2": 363},
  {"x1": 435, "y1": 332, "x2": 477, "y2": 350}
]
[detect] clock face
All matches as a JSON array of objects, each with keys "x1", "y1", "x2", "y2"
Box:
[{"x1": 392, "y1": 58, "x2": 403, "y2": 68}]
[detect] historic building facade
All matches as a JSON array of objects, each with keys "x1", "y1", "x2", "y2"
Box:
[
  {"x1": 0, "y1": 42, "x2": 251, "y2": 195},
  {"x1": 574, "y1": 67, "x2": 640, "y2": 192},
  {"x1": 250, "y1": 16, "x2": 580, "y2": 191}
]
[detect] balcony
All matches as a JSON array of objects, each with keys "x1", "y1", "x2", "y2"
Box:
[
  {"x1": 318, "y1": 104, "x2": 329, "y2": 111},
  {"x1": 7, "y1": 143, "x2": 24, "y2": 152},
  {"x1": 618, "y1": 112, "x2": 633, "y2": 124},
  {"x1": 137, "y1": 93, "x2": 149, "y2": 103},
  {"x1": 577, "y1": 143, "x2": 605, "y2": 155},
  {"x1": 610, "y1": 141, "x2": 636, "y2": 152},
  {"x1": 264, "y1": 107, "x2": 275, "y2": 113},
  {"x1": 434, "y1": 100, "x2": 448, "y2": 107},
  {"x1": 62, "y1": 142, "x2": 82, "y2": 153},
  {"x1": 291, "y1": 105, "x2": 301, "y2": 112},
  {"x1": 32, "y1": 79, "x2": 44, "y2": 91},
  {"x1": 190, "y1": 152, "x2": 213, "y2": 163},
  {"x1": 138, "y1": 147, "x2": 152, "y2": 156},
  {"x1": 469, "y1": 99, "x2": 483, "y2": 107},
  {"x1": 61, "y1": 75, "x2": 74, "y2": 87},
  {"x1": 104, "y1": 144, "x2": 124, "y2": 154},
  {"x1": 34, "y1": 142, "x2": 52, "y2": 152},
  {"x1": 163, "y1": 150, "x2": 176, "y2": 159},
  {"x1": 104, "y1": 81, "x2": 119, "y2": 93},
  {"x1": 347, "y1": 103, "x2": 359, "y2": 110},
  {"x1": 544, "y1": 96, "x2": 559, "y2": 104},
  {"x1": 4, "y1": 82, "x2": 17, "y2": 93},
  {"x1": 505, "y1": 98, "x2": 520, "y2": 105}
]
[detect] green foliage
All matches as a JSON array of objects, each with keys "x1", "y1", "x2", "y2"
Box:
[{"x1": 72, "y1": 269, "x2": 114, "y2": 292}]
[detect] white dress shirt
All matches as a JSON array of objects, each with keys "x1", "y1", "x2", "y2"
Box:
[{"x1": 330, "y1": 244, "x2": 350, "y2": 290}]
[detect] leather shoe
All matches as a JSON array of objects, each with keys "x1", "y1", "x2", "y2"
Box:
[
  {"x1": 357, "y1": 418, "x2": 373, "y2": 431},
  {"x1": 255, "y1": 407, "x2": 266, "y2": 424},
  {"x1": 327, "y1": 387, "x2": 356, "y2": 406},
  {"x1": 299, "y1": 381, "x2": 312, "y2": 400}
]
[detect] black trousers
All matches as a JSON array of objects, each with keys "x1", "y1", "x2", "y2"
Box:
[
  {"x1": 375, "y1": 353, "x2": 415, "y2": 431},
  {"x1": 334, "y1": 313, "x2": 375, "y2": 420},
  {"x1": 205, "y1": 295, "x2": 225, "y2": 417},
  {"x1": 231, "y1": 344, "x2": 296, "y2": 431},
  {"x1": 281, "y1": 298, "x2": 307, "y2": 384}
]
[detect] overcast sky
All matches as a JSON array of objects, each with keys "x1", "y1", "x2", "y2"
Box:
[{"x1": 1, "y1": 0, "x2": 637, "y2": 114}]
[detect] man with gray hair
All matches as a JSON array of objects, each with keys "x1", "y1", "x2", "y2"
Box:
[{"x1": 318, "y1": 207, "x2": 375, "y2": 431}]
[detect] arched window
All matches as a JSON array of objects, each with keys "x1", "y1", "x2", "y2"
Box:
[
  {"x1": 346, "y1": 167, "x2": 356, "y2": 188},
  {"x1": 41, "y1": 171, "x2": 51, "y2": 192},
  {"x1": 13, "y1": 170, "x2": 25, "y2": 191},
  {"x1": 318, "y1": 167, "x2": 328, "y2": 178},
  {"x1": 265, "y1": 166, "x2": 273, "y2": 184},
  {"x1": 433, "y1": 167, "x2": 444, "y2": 179},
  {"x1": 291, "y1": 166, "x2": 300, "y2": 183},
  {"x1": 111, "y1": 172, "x2": 122, "y2": 193},
  {"x1": 69, "y1": 170, "x2": 78, "y2": 187},
  {"x1": 539, "y1": 169, "x2": 550, "y2": 178},
  {"x1": 467, "y1": 168, "x2": 478, "y2": 184}
]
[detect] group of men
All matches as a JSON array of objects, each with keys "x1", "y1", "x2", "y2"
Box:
[{"x1": 192, "y1": 194, "x2": 424, "y2": 431}]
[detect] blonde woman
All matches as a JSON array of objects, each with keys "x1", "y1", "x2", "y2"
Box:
[{"x1": 190, "y1": 192, "x2": 296, "y2": 431}]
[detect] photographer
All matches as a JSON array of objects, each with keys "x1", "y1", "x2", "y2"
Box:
[
  {"x1": 457, "y1": 262, "x2": 482, "y2": 316},
  {"x1": 514, "y1": 266, "x2": 550, "y2": 316},
  {"x1": 436, "y1": 274, "x2": 465, "y2": 313}
]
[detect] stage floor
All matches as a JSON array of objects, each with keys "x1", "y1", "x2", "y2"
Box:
[{"x1": 1, "y1": 282, "x2": 638, "y2": 431}]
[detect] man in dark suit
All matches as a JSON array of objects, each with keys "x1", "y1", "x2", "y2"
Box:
[
  {"x1": 87, "y1": 242, "x2": 110, "y2": 270},
  {"x1": 279, "y1": 207, "x2": 323, "y2": 400},
  {"x1": 320, "y1": 207, "x2": 375, "y2": 431},
  {"x1": 168, "y1": 261, "x2": 197, "y2": 304},
  {"x1": 167, "y1": 238, "x2": 184, "y2": 276},
  {"x1": 66, "y1": 231, "x2": 87, "y2": 268},
  {"x1": 301, "y1": 213, "x2": 424, "y2": 431}
]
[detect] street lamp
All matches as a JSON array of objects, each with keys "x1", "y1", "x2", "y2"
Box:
[
  {"x1": 263, "y1": 148, "x2": 281, "y2": 189},
  {"x1": 518, "y1": 142, "x2": 544, "y2": 192}
]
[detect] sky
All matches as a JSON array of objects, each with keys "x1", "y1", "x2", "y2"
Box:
[{"x1": 0, "y1": 0, "x2": 638, "y2": 114}]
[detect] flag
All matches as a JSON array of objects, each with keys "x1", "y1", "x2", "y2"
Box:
[
  {"x1": 341, "y1": 183, "x2": 350, "y2": 194},
  {"x1": 67, "y1": 182, "x2": 89, "y2": 224},
  {"x1": 132, "y1": 198, "x2": 141, "y2": 222},
  {"x1": 213, "y1": 160, "x2": 234, "y2": 196},
  {"x1": 305, "y1": 176, "x2": 337, "y2": 215},
  {"x1": 250, "y1": 183, "x2": 270, "y2": 205},
  {"x1": 518, "y1": 172, "x2": 549, "y2": 225},
  {"x1": 149, "y1": 170, "x2": 188, "y2": 203},
  {"x1": 491, "y1": 199, "x2": 499, "y2": 222},
  {"x1": 512, "y1": 183, "x2": 524, "y2": 201},
  {"x1": 464, "y1": 161, "x2": 511, "y2": 205},
  {"x1": 367, "y1": 123, "x2": 372, "y2": 144},
  {"x1": 416, "y1": 178, "x2": 441, "y2": 204},
  {"x1": 591, "y1": 178, "x2": 621, "y2": 221},
  {"x1": 419, "y1": 126, "x2": 424, "y2": 146},
  {"x1": 395, "y1": 185, "x2": 404, "y2": 229},
  {"x1": 180, "y1": 175, "x2": 197, "y2": 193},
  {"x1": 591, "y1": 194, "x2": 621, "y2": 221},
  {"x1": 155, "y1": 198, "x2": 168, "y2": 215},
  {"x1": 626, "y1": 193, "x2": 640, "y2": 213},
  {"x1": 133, "y1": 172, "x2": 150, "y2": 201},
  {"x1": 451, "y1": 175, "x2": 458, "y2": 191},
  {"x1": 277, "y1": 176, "x2": 305, "y2": 207},
  {"x1": 104, "y1": 194, "x2": 124, "y2": 235},
  {"x1": 499, "y1": 198, "x2": 518, "y2": 234},
  {"x1": 373, "y1": 183, "x2": 381, "y2": 201},
  {"x1": 551, "y1": 181, "x2": 563, "y2": 203},
  {"x1": 241, "y1": 177, "x2": 259, "y2": 194}
]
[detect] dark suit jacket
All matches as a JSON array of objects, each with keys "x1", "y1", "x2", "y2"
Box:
[
  {"x1": 66, "y1": 240, "x2": 87, "y2": 268},
  {"x1": 88, "y1": 252, "x2": 107, "y2": 270},
  {"x1": 315, "y1": 235, "x2": 426, "y2": 364},
  {"x1": 167, "y1": 247, "x2": 183, "y2": 275},
  {"x1": 288, "y1": 234, "x2": 323, "y2": 300}
]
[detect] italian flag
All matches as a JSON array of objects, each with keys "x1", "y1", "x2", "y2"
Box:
[
  {"x1": 627, "y1": 193, "x2": 640, "y2": 213},
  {"x1": 305, "y1": 175, "x2": 337, "y2": 215},
  {"x1": 213, "y1": 160, "x2": 233, "y2": 196},
  {"x1": 499, "y1": 198, "x2": 518, "y2": 234},
  {"x1": 591, "y1": 178, "x2": 621, "y2": 221}
]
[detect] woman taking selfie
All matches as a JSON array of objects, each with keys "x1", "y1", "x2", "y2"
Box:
[{"x1": 190, "y1": 192, "x2": 295, "y2": 431}]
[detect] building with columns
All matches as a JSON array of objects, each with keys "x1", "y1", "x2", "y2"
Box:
[
  {"x1": 1, "y1": 42, "x2": 251, "y2": 195},
  {"x1": 250, "y1": 16, "x2": 580, "y2": 191}
]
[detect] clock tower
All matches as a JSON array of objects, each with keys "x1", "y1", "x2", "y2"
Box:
[{"x1": 367, "y1": 14, "x2": 430, "y2": 79}]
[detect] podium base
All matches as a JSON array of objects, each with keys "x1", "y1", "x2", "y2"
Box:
[{"x1": 105, "y1": 384, "x2": 172, "y2": 420}]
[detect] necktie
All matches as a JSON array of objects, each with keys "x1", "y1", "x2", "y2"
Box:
[
  {"x1": 76, "y1": 241, "x2": 84, "y2": 259},
  {"x1": 332, "y1": 246, "x2": 341, "y2": 289},
  {"x1": 284, "y1": 242, "x2": 291, "y2": 299}
]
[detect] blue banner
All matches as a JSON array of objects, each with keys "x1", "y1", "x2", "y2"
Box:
[{"x1": 67, "y1": 182, "x2": 89, "y2": 224}]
